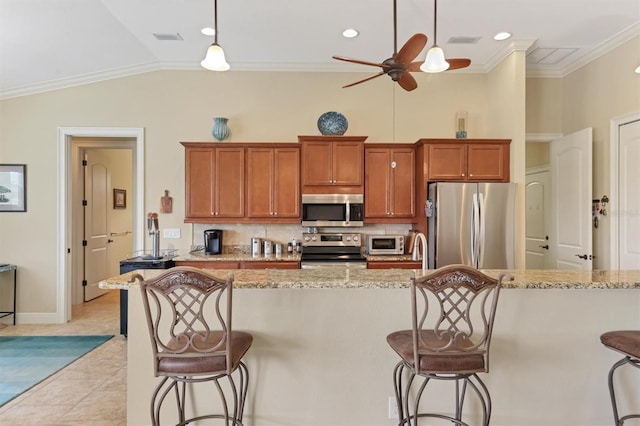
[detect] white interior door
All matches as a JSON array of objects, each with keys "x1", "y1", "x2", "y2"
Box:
[
  {"x1": 549, "y1": 129, "x2": 593, "y2": 270},
  {"x1": 617, "y1": 119, "x2": 640, "y2": 269},
  {"x1": 84, "y1": 152, "x2": 111, "y2": 301},
  {"x1": 525, "y1": 167, "x2": 550, "y2": 268}
]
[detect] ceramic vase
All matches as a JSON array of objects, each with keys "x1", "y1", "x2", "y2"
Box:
[{"x1": 212, "y1": 117, "x2": 230, "y2": 141}]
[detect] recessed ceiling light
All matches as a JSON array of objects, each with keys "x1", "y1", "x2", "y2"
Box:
[
  {"x1": 201, "y1": 27, "x2": 216, "y2": 36},
  {"x1": 342, "y1": 28, "x2": 359, "y2": 38},
  {"x1": 635, "y1": 65, "x2": 640, "y2": 74},
  {"x1": 494, "y1": 32, "x2": 511, "y2": 41}
]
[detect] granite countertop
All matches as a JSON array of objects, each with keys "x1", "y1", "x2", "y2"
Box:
[{"x1": 100, "y1": 268, "x2": 640, "y2": 291}]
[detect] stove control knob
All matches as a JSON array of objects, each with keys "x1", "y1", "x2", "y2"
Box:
[
  {"x1": 311, "y1": 235, "x2": 318, "y2": 241},
  {"x1": 304, "y1": 235, "x2": 311, "y2": 242},
  {"x1": 352, "y1": 235, "x2": 359, "y2": 241},
  {"x1": 345, "y1": 235, "x2": 352, "y2": 241}
]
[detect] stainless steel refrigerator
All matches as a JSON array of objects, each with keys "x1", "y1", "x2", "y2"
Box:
[{"x1": 427, "y1": 182, "x2": 517, "y2": 269}]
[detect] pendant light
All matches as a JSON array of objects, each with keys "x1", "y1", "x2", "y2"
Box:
[
  {"x1": 201, "y1": 0, "x2": 230, "y2": 71},
  {"x1": 420, "y1": 0, "x2": 449, "y2": 73}
]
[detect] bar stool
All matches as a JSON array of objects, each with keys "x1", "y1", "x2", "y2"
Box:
[
  {"x1": 137, "y1": 266, "x2": 253, "y2": 426},
  {"x1": 600, "y1": 330, "x2": 640, "y2": 425},
  {"x1": 387, "y1": 265, "x2": 507, "y2": 426}
]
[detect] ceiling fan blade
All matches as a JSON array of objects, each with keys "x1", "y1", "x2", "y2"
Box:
[
  {"x1": 343, "y1": 71, "x2": 386, "y2": 88},
  {"x1": 397, "y1": 72, "x2": 418, "y2": 91},
  {"x1": 332, "y1": 56, "x2": 387, "y2": 68},
  {"x1": 446, "y1": 58, "x2": 471, "y2": 70},
  {"x1": 395, "y1": 33, "x2": 428, "y2": 65},
  {"x1": 408, "y1": 61, "x2": 423, "y2": 72}
]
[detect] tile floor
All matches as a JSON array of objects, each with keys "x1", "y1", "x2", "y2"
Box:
[{"x1": 0, "y1": 290, "x2": 126, "y2": 425}]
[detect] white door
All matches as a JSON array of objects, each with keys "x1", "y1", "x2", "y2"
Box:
[
  {"x1": 84, "y1": 152, "x2": 111, "y2": 301},
  {"x1": 549, "y1": 128, "x2": 593, "y2": 270},
  {"x1": 525, "y1": 167, "x2": 550, "y2": 268},
  {"x1": 618, "y1": 119, "x2": 640, "y2": 269}
]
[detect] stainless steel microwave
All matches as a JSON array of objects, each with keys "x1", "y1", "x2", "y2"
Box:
[
  {"x1": 365, "y1": 235, "x2": 405, "y2": 255},
  {"x1": 301, "y1": 194, "x2": 364, "y2": 227}
]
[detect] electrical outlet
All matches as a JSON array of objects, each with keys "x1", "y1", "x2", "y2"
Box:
[
  {"x1": 163, "y1": 228, "x2": 181, "y2": 239},
  {"x1": 388, "y1": 396, "x2": 398, "y2": 419}
]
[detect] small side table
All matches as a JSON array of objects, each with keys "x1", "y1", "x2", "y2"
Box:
[{"x1": 0, "y1": 264, "x2": 17, "y2": 325}]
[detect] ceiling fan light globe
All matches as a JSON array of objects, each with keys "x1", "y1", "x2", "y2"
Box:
[
  {"x1": 201, "y1": 44, "x2": 230, "y2": 71},
  {"x1": 420, "y1": 46, "x2": 449, "y2": 73}
]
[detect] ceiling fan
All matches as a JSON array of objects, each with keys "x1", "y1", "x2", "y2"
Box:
[
  {"x1": 332, "y1": 0, "x2": 428, "y2": 92},
  {"x1": 414, "y1": 0, "x2": 471, "y2": 73}
]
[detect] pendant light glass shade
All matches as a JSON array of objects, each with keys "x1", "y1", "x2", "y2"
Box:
[
  {"x1": 201, "y1": 43, "x2": 230, "y2": 71},
  {"x1": 420, "y1": 46, "x2": 449, "y2": 73},
  {"x1": 201, "y1": 0, "x2": 229, "y2": 71}
]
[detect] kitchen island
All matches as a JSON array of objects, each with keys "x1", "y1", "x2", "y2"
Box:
[{"x1": 101, "y1": 269, "x2": 640, "y2": 426}]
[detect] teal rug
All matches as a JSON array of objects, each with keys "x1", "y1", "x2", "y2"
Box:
[{"x1": 0, "y1": 335, "x2": 113, "y2": 406}]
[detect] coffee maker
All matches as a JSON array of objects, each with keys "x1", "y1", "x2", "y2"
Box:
[{"x1": 204, "y1": 229, "x2": 223, "y2": 255}]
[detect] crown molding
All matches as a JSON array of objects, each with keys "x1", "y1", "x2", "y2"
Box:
[{"x1": 528, "y1": 22, "x2": 640, "y2": 78}]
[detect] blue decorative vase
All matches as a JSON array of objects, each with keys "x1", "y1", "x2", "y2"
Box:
[
  {"x1": 317, "y1": 111, "x2": 348, "y2": 135},
  {"x1": 212, "y1": 117, "x2": 230, "y2": 141}
]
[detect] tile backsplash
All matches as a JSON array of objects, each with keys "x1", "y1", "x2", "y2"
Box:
[{"x1": 192, "y1": 223, "x2": 413, "y2": 251}]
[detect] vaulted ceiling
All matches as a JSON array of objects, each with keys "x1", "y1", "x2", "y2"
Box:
[{"x1": 1, "y1": 0, "x2": 639, "y2": 99}]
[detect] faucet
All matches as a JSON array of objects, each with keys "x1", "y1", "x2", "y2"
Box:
[{"x1": 412, "y1": 232, "x2": 428, "y2": 271}]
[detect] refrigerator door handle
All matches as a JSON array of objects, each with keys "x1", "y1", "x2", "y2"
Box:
[
  {"x1": 478, "y1": 192, "x2": 485, "y2": 267},
  {"x1": 471, "y1": 193, "x2": 480, "y2": 267}
]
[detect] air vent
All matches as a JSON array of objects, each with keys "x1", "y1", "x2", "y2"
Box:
[
  {"x1": 447, "y1": 36, "x2": 481, "y2": 45},
  {"x1": 527, "y1": 47, "x2": 578, "y2": 64},
  {"x1": 153, "y1": 33, "x2": 183, "y2": 41}
]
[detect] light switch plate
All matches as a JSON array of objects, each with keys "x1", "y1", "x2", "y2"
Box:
[{"x1": 163, "y1": 228, "x2": 181, "y2": 239}]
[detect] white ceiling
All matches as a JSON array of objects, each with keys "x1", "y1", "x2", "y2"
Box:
[{"x1": 1, "y1": 0, "x2": 639, "y2": 99}]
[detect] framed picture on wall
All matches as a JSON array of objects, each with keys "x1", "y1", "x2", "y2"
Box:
[
  {"x1": 0, "y1": 164, "x2": 26, "y2": 212},
  {"x1": 113, "y1": 188, "x2": 126, "y2": 209}
]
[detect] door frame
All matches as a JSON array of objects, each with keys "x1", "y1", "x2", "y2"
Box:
[
  {"x1": 609, "y1": 111, "x2": 640, "y2": 269},
  {"x1": 57, "y1": 127, "x2": 145, "y2": 323}
]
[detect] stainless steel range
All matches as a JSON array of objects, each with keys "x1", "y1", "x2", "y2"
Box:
[{"x1": 300, "y1": 232, "x2": 366, "y2": 269}]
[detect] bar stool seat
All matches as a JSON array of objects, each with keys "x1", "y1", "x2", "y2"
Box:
[{"x1": 600, "y1": 330, "x2": 640, "y2": 426}]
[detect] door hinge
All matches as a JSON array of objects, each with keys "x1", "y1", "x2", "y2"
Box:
[
  {"x1": 82, "y1": 200, "x2": 87, "y2": 206},
  {"x1": 82, "y1": 240, "x2": 87, "y2": 246},
  {"x1": 82, "y1": 159, "x2": 87, "y2": 166},
  {"x1": 82, "y1": 280, "x2": 87, "y2": 287}
]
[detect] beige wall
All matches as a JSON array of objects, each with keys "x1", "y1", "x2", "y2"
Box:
[
  {"x1": 524, "y1": 36, "x2": 640, "y2": 268},
  {"x1": 487, "y1": 50, "x2": 528, "y2": 268},
  {"x1": 525, "y1": 142, "x2": 550, "y2": 169}
]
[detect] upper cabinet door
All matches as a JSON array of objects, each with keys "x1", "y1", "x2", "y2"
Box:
[
  {"x1": 427, "y1": 144, "x2": 467, "y2": 180},
  {"x1": 389, "y1": 148, "x2": 415, "y2": 218},
  {"x1": 214, "y1": 147, "x2": 245, "y2": 217},
  {"x1": 467, "y1": 143, "x2": 509, "y2": 181},
  {"x1": 365, "y1": 145, "x2": 415, "y2": 222},
  {"x1": 299, "y1": 135, "x2": 367, "y2": 194},
  {"x1": 332, "y1": 141, "x2": 363, "y2": 186},
  {"x1": 301, "y1": 141, "x2": 333, "y2": 186},
  {"x1": 185, "y1": 147, "x2": 215, "y2": 219},
  {"x1": 246, "y1": 147, "x2": 274, "y2": 218},
  {"x1": 272, "y1": 147, "x2": 300, "y2": 218}
]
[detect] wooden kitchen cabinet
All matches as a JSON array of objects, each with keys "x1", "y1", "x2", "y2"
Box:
[
  {"x1": 182, "y1": 143, "x2": 245, "y2": 222},
  {"x1": 247, "y1": 145, "x2": 300, "y2": 221},
  {"x1": 299, "y1": 135, "x2": 367, "y2": 193},
  {"x1": 367, "y1": 260, "x2": 422, "y2": 269},
  {"x1": 175, "y1": 260, "x2": 241, "y2": 269},
  {"x1": 174, "y1": 260, "x2": 300, "y2": 269},
  {"x1": 420, "y1": 139, "x2": 510, "y2": 182},
  {"x1": 365, "y1": 144, "x2": 416, "y2": 222}
]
